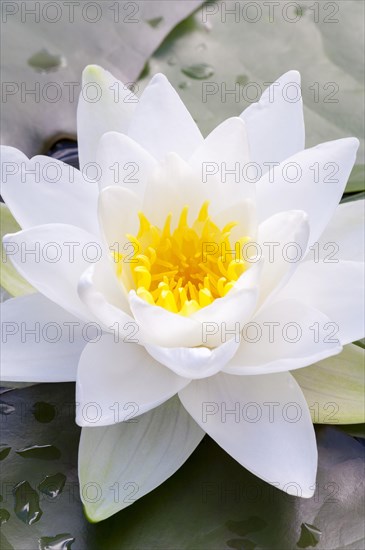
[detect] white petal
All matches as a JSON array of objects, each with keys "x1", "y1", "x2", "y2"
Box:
[
  {"x1": 77, "y1": 264, "x2": 140, "y2": 342},
  {"x1": 256, "y1": 138, "x2": 360, "y2": 247},
  {"x1": 128, "y1": 73, "x2": 203, "y2": 161},
  {"x1": 145, "y1": 337, "x2": 240, "y2": 380},
  {"x1": 277, "y1": 260, "x2": 365, "y2": 345},
  {"x1": 97, "y1": 185, "x2": 142, "y2": 292},
  {"x1": 98, "y1": 185, "x2": 141, "y2": 249},
  {"x1": 96, "y1": 131, "x2": 157, "y2": 195},
  {"x1": 141, "y1": 153, "x2": 207, "y2": 224},
  {"x1": 129, "y1": 291, "x2": 202, "y2": 348},
  {"x1": 241, "y1": 71, "x2": 305, "y2": 172},
  {"x1": 76, "y1": 334, "x2": 190, "y2": 427},
  {"x1": 189, "y1": 117, "x2": 255, "y2": 206},
  {"x1": 256, "y1": 210, "x2": 310, "y2": 304},
  {"x1": 3, "y1": 224, "x2": 101, "y2": 320},
  {"x1": 190, "y1": 286, "x2": 259, "y2": 347},
  {"x1": 307, "y1": 199, "x2": 365, "y2": 263},
  {"x1": 79, "y1": 397, "x2": 204, "y2": 521},
  {"x1": 179, "y1": 371, "x2": 317, "y2": 497},
  {"x1": 223, "y1": 299, "x2": 342, "y2": 375},
  {"x1": 1, "y1": 293, "x2": 86, "y2": 382},
  {"x1": 0, "y1": 146, "x2": 98, "y2": 234},
  {"x1": 77, "y1": 65, "x2": 137, "y2": 171}
]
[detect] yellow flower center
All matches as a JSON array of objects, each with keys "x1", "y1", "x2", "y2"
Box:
[{"x1": 114, "y1": 202, "x2": 250, "y2": 315}]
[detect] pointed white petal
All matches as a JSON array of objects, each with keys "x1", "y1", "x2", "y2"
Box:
[
  {"x1": 0, "y1": 146, "x2": 98, "y2": 234},
  {"x1": 293, "y1": 344, "x2": 365, "y2": 424},
  {"x1": 76, "y1": 334, "x2": 190, "y2": 427},
  {"x1": 189, "y1": 117, "x2": 255, "y2": 206},
  {"x1": 79, "y1": 396, "x2": 204, "y2": 521},
  {"x1": 98, "y1": 185, "x2": 141, "y2": 251},
  {"x1": 277, "y1": 260, "x2": 365, "y2": 345},
  {"x1": 77, "y1": 65, "x2": 137, "y2": 171},
  {"x1": 241, "y1": 71, "x2": 305, "y2": 172},
  {"x1": 3, "y1": 224, "x2": 101, "y2": 320},
  {"x1": 179, "y1": 371, "x2": 317, "y2": 497},
  {"x1": 128, "y1": 73, "x2": 203, "y2": 161},
  {"x1": 96, "y1": 131, "x2": 157, "y2": 195},
  {"x1": 145, "y1": 337, "x2": 239, "y2": 380},
  {"x1": 141, "y1": 153, "x2": 208, "y2": 224},
  {"x1": 256, "y1": 138, "x2": 360, "y2": 247},
  {"x1": 1, "y1": 294, "x2": 86, "y2": 382},
  {"x1": 223, "y1": 299, "x2": 342, "y2": 375},
  {"x1": 256, "y1": 210, "x2": 310, "y2": 304},
  {"x1": 308, "y1": 199, "x2": 365, "y2": 263}
]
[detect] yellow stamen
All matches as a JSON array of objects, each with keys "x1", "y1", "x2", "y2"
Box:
[{"x1": 113, "y1": 202, "x2": 251, "y2": 315}]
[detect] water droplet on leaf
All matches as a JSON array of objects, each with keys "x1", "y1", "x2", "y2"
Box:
[
  {"x1": 39, "y1": 533, "x2": 75, "y2": 550},
  {"x1": 0, "y1": 402, "x2": 15, "y2": 415},
  {"x1": 146, "y1": 16, "x2": 164, "y2": 28},
  {"x1": 13, "y1": 481, "x2": 42, "y2": 525},
  {"x1": 32, "y1": 402, "x2": 56, "y2": 423},
  {"x1": 226, "y1": 516, "x2": 267, "y2": 537},
  {"x1": 236, "y1": 74, "x2": 249, "y2": 86},
  {"x1": 178, "y1": 81, "x2": 191, "y2": 90},
  {"x1": 297, "y1": 523, "x2": 322, "y2": 548},
  {"x1": 16, "y1": 444, "x2": 61, "y2": 460},
  {"x1": 0, "y1": 508, "x2": 10, "y2": 525},
  {"x1": 181, "y1": 63, "x2": 214, "y2": 80},
  {"x1": 27, "y1": 49, "x2": 66, "y2": 73},
  {"x1": 0, "y1": 445, "x2": 11, "y2": 461},
  {"x1": 38, "y1": 473, "x2": 66, "y2": 498}
]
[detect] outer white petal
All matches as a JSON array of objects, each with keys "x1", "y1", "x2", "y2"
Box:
[
  {"x1": 240, "y1": 71, "x2": 305, "y2": 172},
  {"x1": 256, "y1": 210, "x2": 310, "y2": 304},
  {"x1": 79, "y1": 396, "x2": 204, "y2": 521},
  {"x1": 0, "y1": 146, "x2": 98, "y2": 234},
  {"x1": 3, "y1": 224, "x2": 101, "y2": 320},
  {"x1": 96, "y1": 131, "x2": 157, "y2": 195},
  {"x1": 179, "y1": 371, "x2": 317, "y2": 497},
  {"x1": 76, "y1": 334, "x2": 191, "y2": 427},
  {"x1": 277, "y1": 260, "x2": 365, "y2": 345},
  {"x1": 307, "y1": 199, "x2": 365, "y2": 263},
  {"x1": 223, "y1": 299, "x2": 342, "y2": 375},
  {"x1": 1, "y1": 294, "x2": 86, "y2": 382},
  {"x1": 256, "y1": 138, "x2": 360, "y2": 247},
  {"x1": 145, "y1": 337, "x2": 240, "y2": 380},
  {"x1": 77, "y1": 65, "x2": 137, "y2": 171},
  {"x1": 128, "y1": 73, "x2": 203, "y2": 161}
]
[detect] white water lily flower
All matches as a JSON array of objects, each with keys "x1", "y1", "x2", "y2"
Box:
[{"x1": 1, "y1": 66, "x2": 364, "y2": 522}]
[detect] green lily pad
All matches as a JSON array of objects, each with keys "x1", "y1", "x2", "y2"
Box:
[
  {"x1": 138, "y1": 0, "x2": 364, "y2": 165},
  {"x1": 1, "y1": 1, "x2": 204, "y2": 157},
  {"x1": 345, "y1": 165, "x2": 365, "y2": 194},
  {"x1": 293, "y1": 345, "x2": 365, "y2": 424},
  {"x1": 1, "y1": 384, "x2": 364, "y2": 549}
]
